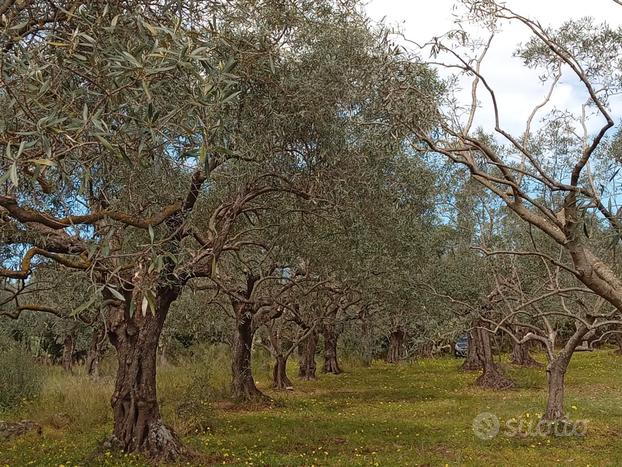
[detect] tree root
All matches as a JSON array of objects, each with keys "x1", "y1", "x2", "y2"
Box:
[{"x1": 475, "y1": 370, "x2": 515, "y2": 390}]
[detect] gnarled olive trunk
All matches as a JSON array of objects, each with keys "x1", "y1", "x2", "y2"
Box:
[
  {"x1": 510, "y1": 328, "x2": 541, "y2": 367},
  {"x1": 461, "y1": 331, "x2": 482, "y2": 371},
  {"x1": 86, "y1": 324, "x2": 106, "y2": 379},
  {"x1": 511, "y1": 340, "x2": 541, "y2": 367},
  {"x1": 107, "y1": 289, "x2": 183, "y2": 461},
  {"x1": 473, "y1": 325, "x2": 514, "y2": 390},
  {"x1": 272, "y1": 354, "x2": 293, "y2": 390},
  {"x1": 62, "y1": 333, "x2": 75, "y2": 374},
  {"x1": 231, "y1": 301, "x2": 265, "y2": 401},
  {"x1": 322, "y1": 324, "x2": 341, "y2": 374},
  {"x1": 543, "y1": 355, "x2": 570, "y2": 421},
  {"x1": 360, "y1": 317, "x2": 373, "y2": 367},
  {"x1": 386, "y1": 328, "x2": 405, "y2": 363},
  {"x1": 539, "y1": 324, "x2": 590, "y2": 423},
  {"x1": 298, "y1": 330, "x2": 318, "y2": 380}
]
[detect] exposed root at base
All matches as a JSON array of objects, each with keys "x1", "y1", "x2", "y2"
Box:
[
  {"x1": 475, "y1": 371, "x2": 515, "y2": 390},
  {"x1": 96, "y1": 422, "x2": 187, "y2": 464}
]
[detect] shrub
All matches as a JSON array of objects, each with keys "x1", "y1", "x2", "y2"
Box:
[
  {"x1": 159, "y1": 344, "x2": 231, "y2": 435},
  {"x1": 0, "y1": 346, "x2": 43, "y2": 410},
  {"x1": 21, "y1": 367, "x2": 114, "y2": 431}
]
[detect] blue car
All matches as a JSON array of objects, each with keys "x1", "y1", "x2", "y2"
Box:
[{"x1": 454, "y1": 335, "x2": 468, "y2": 358}]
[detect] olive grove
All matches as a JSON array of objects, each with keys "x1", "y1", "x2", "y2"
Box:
[{"x1": 2, "y1": 0, "x2": 622, "y2": 462}]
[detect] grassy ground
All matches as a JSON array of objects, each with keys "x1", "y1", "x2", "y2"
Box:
[{"x1": 1, "y1": 350, "x2": 622, "y2": 466}]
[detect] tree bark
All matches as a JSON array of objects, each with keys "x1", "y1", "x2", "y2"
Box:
[
  {"x1": 360, "y1": 317, "x2": 373, "y2": 367},
  {"x1": 231, "y1": 301, "x2": 266, "y2": 401},
  {"x1": 616, "y1": 333, "x2": 622, "y2": 355},
  {"x1": 62, "y1": 333, "x2": 75, "y2": 374},
  {"x1": 106, "y1": 289, "x2": 183, "y2": 461},
  {"x1": 272, "y1": 354, "x2": 293, "y2": 390},
  {"x1": 540, "y1": 324, "x2": 590, "y2": 423},
  {"x1": 473, "y1": 325, "x2": 514, "y2": 390},
  {"x1": 418, "y1": 342, "x2": 434, "y2": 358},
  {"x1": 386, "y1": 328, "x2": 405, "y2": 363},
  {"x1": 510, "y1": 329, "x2": 541, "y2": 367},
  {"x1": 322, "y1": 324, "x2": 341, "y2": 375},
  {"x1": 461, "y1": 331, "x2": 482, "y2": 371},
  {"x1": 543, "y1": 355, "x2": 570, "y2": 421},
  {"x1": 298, "y1": 330, "x2": 318, "y2": 380},
  {"x1": 85, "y1": 324, "x2": 106, "y2": 379}
]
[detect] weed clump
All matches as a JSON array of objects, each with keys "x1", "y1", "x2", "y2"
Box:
[{"x1": 0, "y1": 343, "x2": 43, "y2": 410}]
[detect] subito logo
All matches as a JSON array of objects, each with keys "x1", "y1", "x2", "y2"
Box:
[{"x1": 472, "y1": 412, "x2": 500, "y2": 440}]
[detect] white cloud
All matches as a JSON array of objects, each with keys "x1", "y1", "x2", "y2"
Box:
[
  {"x1": 366, "y1": 0, "x2": 622, "y2": 134},
  {"x1": 366, "y1": 0, "x2": 622, "y2": 43}
]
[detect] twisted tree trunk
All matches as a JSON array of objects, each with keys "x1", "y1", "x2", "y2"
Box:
[
  {"x1": 543, "y1": 355, "x2": 569, "y2": 422},
  {"x1": 386, "y1": 328, "x2": 405, "y2": 363},
  {"x1": 473, "y1": 324, "x2": 514, "y2": 390},
  {"x1": 360, "y1": 317, "x2": 373, "y2": 367},
  {"x1": 86, "y1": 324, "x2": 106, "y2": 379},
  {"x1": 461, "y1": 331, "x2": 482, "y2": 371},
  {"x1": 510, "y1": 328, "x2": 541, "y2": 367},
  {"x1": 231, "y1": 301, "x2": 266, "y2": 401},
  {"x1": 62, "y1": 333, "x2": 75, "y2": 374},
  {"x1": 298, "y1": 330, "x2": 318, "y2": 380},
  {"x1": 272, "y1": 354, "x2": 293, "y2": 390},
  {"x1": 322, "y1": 324, "x2": 341, "y2": 374},
  {"x1": 511, "y1": 340, "x2": 540, "y2": 367},
  {"x1": 540, "y1": 323, "x2": 591, "y2": 423},
  {"x1": 106, "y1": 288, "x2": 183, "y2": 461}
]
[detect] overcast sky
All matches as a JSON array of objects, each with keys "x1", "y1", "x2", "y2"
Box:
[{"x1": 366, "y1": 0, "x2": 622, "y2": 134}]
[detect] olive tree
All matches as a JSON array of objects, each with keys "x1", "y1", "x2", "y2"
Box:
[
  {"x1": 411, "y1": 0, "x2": 622, "y2": 317},
  {"x1": 0, "y1": 0, "x2": 437, "y2": 458}
]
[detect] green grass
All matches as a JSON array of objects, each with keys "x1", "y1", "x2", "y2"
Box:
[{"x1": 2, "y1": 350, "x2": 622, "y2": 466}]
